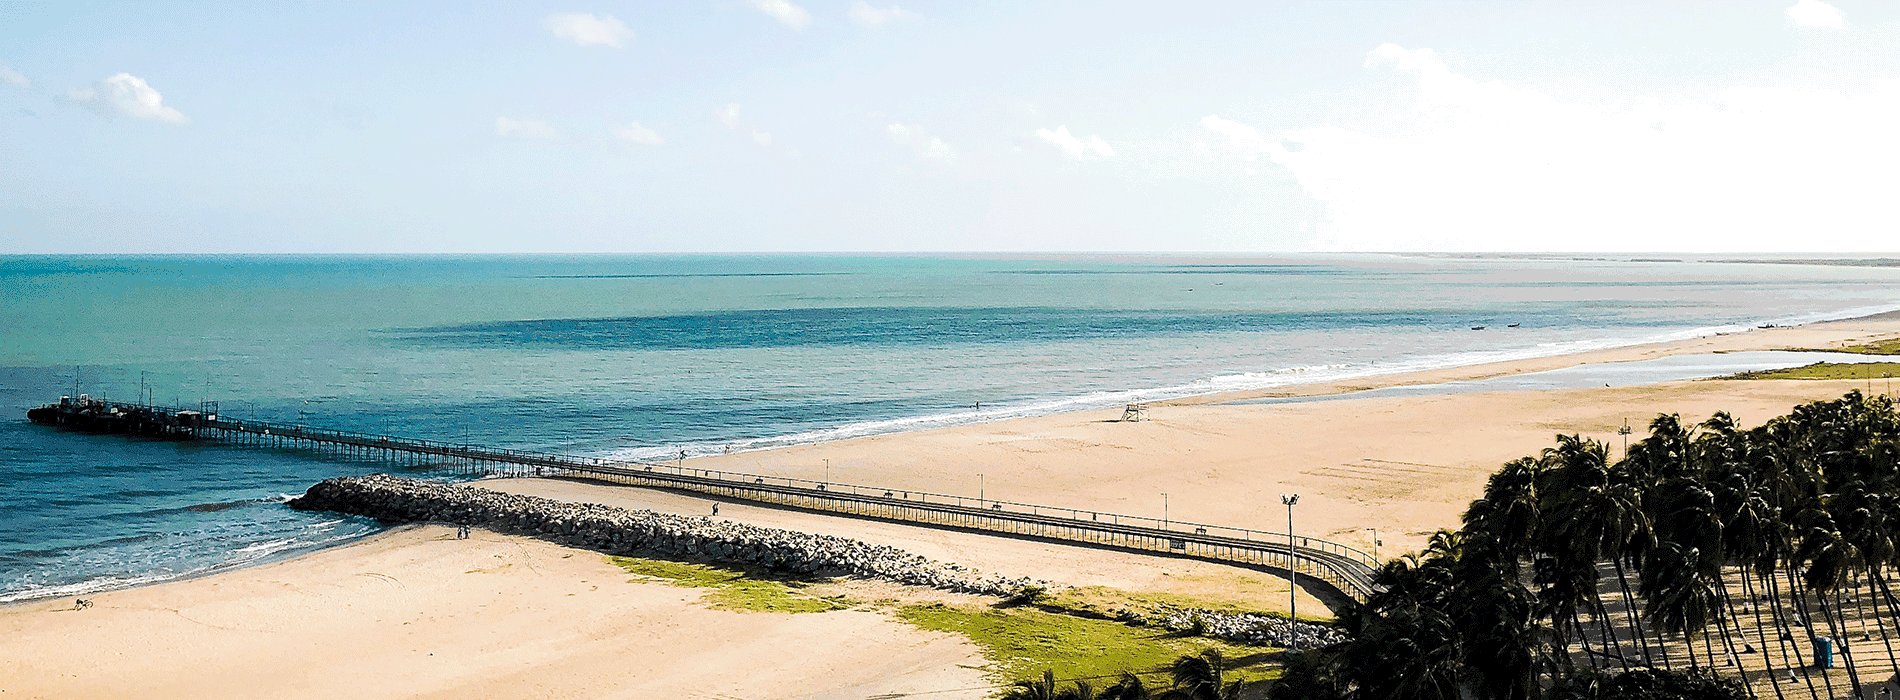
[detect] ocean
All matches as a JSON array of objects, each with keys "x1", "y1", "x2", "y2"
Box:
[{"x1": 4, "y1": 253, "x2": 1899, "y2": 602}]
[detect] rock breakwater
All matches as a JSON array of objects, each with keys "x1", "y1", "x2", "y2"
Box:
[
  {"x1": 1158, "y1": 606, "x2": 1349, "y2": 649},
  {"x1": 288, "y1": 474, "x2": 1042, "y2": 596}
]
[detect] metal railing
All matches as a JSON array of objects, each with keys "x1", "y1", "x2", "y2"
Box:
[{"x1": 79, "y1": 401, "x2": 1382, "y2": 601}]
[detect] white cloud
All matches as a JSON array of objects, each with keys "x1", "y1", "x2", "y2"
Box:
[
  {"x1": 1036, "y1": 125, "x2": 1115, "y2": 160},
  {"x1": 612, "y1": 121, "x2": 663, "y2": 145},
  {"x1": 545, "y1": 13, "x2": 634, "y2": 48},
  {"x1": 713, "y1": 103, "x2": 774, "y2": 148},
  {"x1": 884, "y1": 121, "x2": 955, "y2": 160},
  {"x1": 1, "y1": 64, "x2": 28, "y2": 88},
  {"x1": 65, "y1": 73, "x2": 188, "y2": 124},
  {"x1": 715, "y1": 103, "x2": 743, "y2": 129},
  {"x1": 495, "y1": 117, "x2": 557, "y2": 139},
  {"x1": 748, "y1": 0, "x2": 811, "y2": 30},
  {"x1": 1200, "y1": 43, "x2": 1900, "y2": 251},
  {"x1": 849, "y1": 2, "x2": 917, "y2": 27},
  {"x1": 1785, "y1": 0, "x2": 1845, "y2": 28}
]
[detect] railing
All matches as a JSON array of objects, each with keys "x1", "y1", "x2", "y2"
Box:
[{"x1": 75, "y1": 401, "x2": 1381, "y2": 601}]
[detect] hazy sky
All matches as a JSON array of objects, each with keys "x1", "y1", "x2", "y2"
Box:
[{"x1": 2, "y1": 1, "x2": 1896, "y2": 253}]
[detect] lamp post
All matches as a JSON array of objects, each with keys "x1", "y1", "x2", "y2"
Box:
[
  {"x1": 978, "y1": 472, "x2": 985, "y2": 506},
  {"x1": 1281, "y1": 493, "x2": 1300, "y2": 653},
  {"x1": 1162, "y1": 492, "x2": 1169, "y2": 530},
  {"x1": 824, "y1": 458, "x2": 831, "y2": 486},
  {"x1": 1618, "y1": 418, "x2": 1633, "y2": 460},
  {"x1": 1366, "y1": 527, "x2": 1380, "y2": 561}
]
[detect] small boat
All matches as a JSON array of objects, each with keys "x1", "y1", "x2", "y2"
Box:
[
  {"x1": 1507, "y1": 323, "x2": 1520, "y2": 328},
  {"x1": 1471, "y1": 325, "x2": 1486, "y2": 331}
]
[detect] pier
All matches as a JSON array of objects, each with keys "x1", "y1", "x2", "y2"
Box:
[{"x1": 28, "y1": 398, "x2": 1379, "y2": 602}]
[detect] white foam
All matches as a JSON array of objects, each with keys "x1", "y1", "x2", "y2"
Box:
[
  {"x1": 0, "y1": 572, "x2": 180, "y2": 604},
  {"x1": 595, "y1": 303, "x2": 1900, "y2": 464}
]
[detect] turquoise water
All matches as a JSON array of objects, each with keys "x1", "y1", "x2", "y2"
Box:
[{"x1": 4, "y1": 253, "x2": 1899, "y2": 601}]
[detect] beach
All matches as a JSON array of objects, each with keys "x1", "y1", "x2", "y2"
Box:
[{"x1": 5, "y1": 314, "x2": 1900, "y2": 699}]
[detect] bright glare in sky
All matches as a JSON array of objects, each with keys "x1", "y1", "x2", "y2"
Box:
[{"x1": 1, "y1": 1, "x2": 1895, "y2": 253}]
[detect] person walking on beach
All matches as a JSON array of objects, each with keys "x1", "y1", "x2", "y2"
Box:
[{"x1": 712, "y1": 503, "x2": 719, "y2": 517}]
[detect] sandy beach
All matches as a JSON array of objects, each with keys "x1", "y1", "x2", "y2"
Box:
[{"x1": 6, "y1": 315, "x2": 1900, "y2": 699}]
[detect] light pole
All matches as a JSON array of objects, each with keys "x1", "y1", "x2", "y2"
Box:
[
  {"x1": 1162, "y1": 492, "x2": 1169, "y2": 530},
  {"x1": 1618, "y1": 418, "x2": 1633, "y2": 460},
  {"x1": 1366, "y1": 527, "x2": 1380, "y2": 561},
  {"x1": 824, "y1": 458, "x2": 831, "y2": 486},
  {"x1": 1281, "y1": 493, "x2": 1300, "y2": 653},
  {"x1": 978, "y1": 472, "x2": 985, "y2": 506}
]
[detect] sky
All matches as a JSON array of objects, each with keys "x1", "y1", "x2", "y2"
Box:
[{"x1": 1, "y1": 0, "x2": 1896, "y2": 254}]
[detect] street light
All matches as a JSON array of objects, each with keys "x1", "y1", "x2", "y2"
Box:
[
  {"x1": 1618, "y1": 418, "x2": 1633, "y2": 460},
  {"x1": 978, "y1": 472, "x2": 985, "y2": 506},
  {"x1": 1366, "y1": 527, "x2": 1380, "y2": 561},
  {"x1": 824, "y1": 458, "x2": 831, "y2": 485},
  {"x1": 1162, "y1": 492, "x2": 1169, "y2": 530},
  {"x1": 1281, "y1": 493, "x2": 1301, "y2": 653}
]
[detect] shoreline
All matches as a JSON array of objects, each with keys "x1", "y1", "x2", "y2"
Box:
[
  {"x1": 6, "y1": 310, "x2": 1899, "y2": 608},
  {"x1": 7, "y1": 314, "x2": 1900, "y2": 697},
  {"x1": 623, "y1": 306, "x2": 1900, "y2": 463}
]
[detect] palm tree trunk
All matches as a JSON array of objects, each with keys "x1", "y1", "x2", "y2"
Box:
[
  {"x1": 1786, "y1": 566, "x2": 1839, "y2": 700},
  {"x1": 1818, "y1": 589, "x2": 1866, "y2": 698},
  {"x1": 1743, "y1": 568, "x2": 1790, "y2": 700},
  {"x1": 1587, "y1": 586, "x2": 1622, "y2": 671},
  {"x1": 1871, "y1": 567, "x2": 1900, "y2": 679},
  {"x1": 1704, "y1": 603, "x2": 1729, "y2": 671},
  {"x1": 1767, "y1": 564, "x2": 1823, "y2": 700},
  {"x1": 1568, "y1": 606, "x2": 1595, "y2": 671},
  {"x1": 1592, "y1": 588, "x2": 1631, "y2": 672},
  {"x1": 1613, "y1": 557, "x2": 1658, "y2": 667},
  {"x1": 1711, "y1": 571, "x2": 1757, "y2": 699}
]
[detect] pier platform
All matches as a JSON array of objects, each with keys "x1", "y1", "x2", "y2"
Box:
[{"x1": 28, "y1": 398, "x2": 1380, "y2": 603}]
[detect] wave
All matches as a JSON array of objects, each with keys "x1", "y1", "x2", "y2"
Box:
[
  {"x1": 0, "y1": 510, "x2": 383, "y2": 605},
  {"x1": 593, "y1": 303, "x2": 1900, "y2": 464}
]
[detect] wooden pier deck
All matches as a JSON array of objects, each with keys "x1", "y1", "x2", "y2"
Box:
[{"x1": 31, "y1": 399, "x2": 1380, "y2": 603}]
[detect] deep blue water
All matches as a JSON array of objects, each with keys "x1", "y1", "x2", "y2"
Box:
[{"x1": 4, "y1": 253, "x2": 1900, "y2": 602}]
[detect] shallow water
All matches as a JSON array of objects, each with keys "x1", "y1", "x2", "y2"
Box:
[{"x1": 5, "y1": 253, "x2": 1900, "y2": 601}]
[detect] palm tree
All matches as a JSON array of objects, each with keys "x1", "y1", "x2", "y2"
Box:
[
  {"x1": 1160, "y1": 650, "x2": 1241, "y2": 700},
  {"x1": 1264, "y1": 649, "x2": 1344, "y2": 700},
  {"x1": 1099, "y1": 672, "x2": 1154, "y2": 700},
  {"x1": 1796, "y1": 505, "x2": 1867, "y2": 696},
  {"x1": 1641, "y1": 542, "x2": 1722, "y2": 671},
  {"x1": 1004, "y1": 670, "x2": 1060, "y2": 700},
  {"x1": 1541, "y1": 436, "x2": 1652, "y2": 668},
  {"x1": 1054, "y1": 680, "x2": 1098, "y2": 700}
]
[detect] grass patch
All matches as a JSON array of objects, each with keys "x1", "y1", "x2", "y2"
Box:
[
  {"x1": 896, "y1": 602, "x2": 1279, "y2": 686},
  {"x1": 1834, "y1": 338, "x2": 1900, "y2": 355},
  {"x1": 1041, "y1": 585, "x2": 1331, "y2": 624},
  {"x1": 607, "y1": 556, "x2": 850, "y2": 614},
  {"x1": 1722, "y1": 362, "x2": 1900, "y2": 381}
]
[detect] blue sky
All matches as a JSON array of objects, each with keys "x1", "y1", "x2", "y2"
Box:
[{"x1": 2, "y1": 1, "x2": 1896, "y2": 253}]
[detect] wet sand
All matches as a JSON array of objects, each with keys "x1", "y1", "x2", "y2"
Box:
[{"x1": 5, "y1": 314, "x2": 1898, "y2": 699}]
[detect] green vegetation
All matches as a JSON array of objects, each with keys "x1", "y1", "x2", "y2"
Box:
[
  {"x1": 1272, "y1": 391, "x2": 1896, "y2": 699},
  {"x1": 1003, "y1": 649, "x2": 1251, "y2": 700},
  {"x1": 1834, "y1": 337, "x2": 1900, "y2": 355},
  {"x1": 897, "y1": 602, "x2": 1275, "y2": 687},
  {"x1": 1722, "y1": 361, "x2": 1900, "y2": 380},
  {"x1": 1041, "y1": 585, "x2": 1331, "y2": 624},
  {"x1": 607, "y1": 556, "x2": 850, "y2": 614}
]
